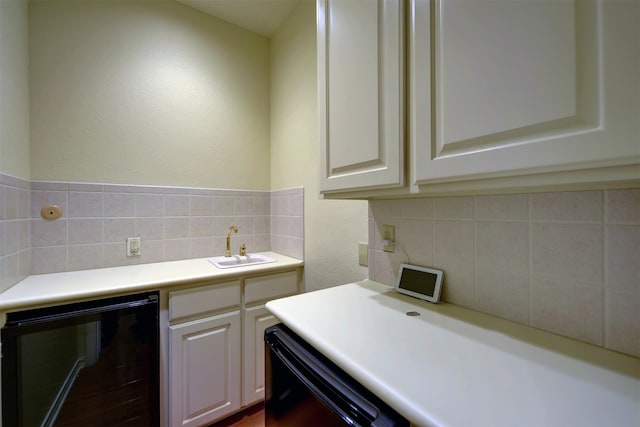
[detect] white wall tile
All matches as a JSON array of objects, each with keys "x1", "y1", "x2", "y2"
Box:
[
  {"x1": 164, "y1": 239, "x2": 190, "y2": 261},
  {"x1": 476, "y1": 267, "x2": 529, "y2": 324},
  {"x1": 136, "y1": 217, "x2": 163, "y2": 240},
  {"x1": 214, "y1": 196, "x2": 234, "y2": 216},
  {"x1": 476, "y1": 222, "x2": 528, "y2": 272},
  {"x1": 372, "y1": 199, "x2": 402, "y2": 218},
  {"x1": 0, "y1": 176, "x2": 31, "y2": 289},
  {"x1": 31, "y1": 219, "x2": 67, "y2": 247},
  {"x1": 136, "y1": 194, "x2": 163, "y2": 217},
  {"x1": 531, "y1": 223, "x2": 602, "y2": 284},
  {"x1": 68, "y1": 244, "x2": 103, "y2": 271},
  {"x1": 254, "y1": 216, "x2": 270, "y2": 235},
  {"x1": 605, "y1": 289, "x2": 640, "y2": 357},
  {"x1": 11, "y1": 179, "x2": 299, "y2": 281},
  {"x1": 401, "y1": 219, "x2": 433, "y2": 262},
  {"x1": 606, "y1": 189, "x2": 640, "y2": 224},
  {"x1": 369, "y1": 188, "x2": 639, "y2": 358},
  {"x1": 401, "y1": 198, "x2": 433, "y2": 218},
  {"x1": 190, "y1": 237, "x2": 214, "y2": 258},
  {"x1": 434, "y1": 220, "x2": 474, "y2": 263},
  {"x1": 68, "y1": 218, "x2": 103, "y2": 244},
  {"x1": 190, "y1": 195, "x2": 213, "y2": 216},
  {"x1": 3, "y1": 221, "x2": 18, "y2": 254},
  {"x1": 606, "y1": 225, "x2": 640, "y2": 293},
  {"x1": 104, "y1": 218, "x2": 135, "y2": 243},
  {"x1": 532, "y1": 191, "x2": 602, "y2": 222},
  {"x1": 253, "y1": 196, "x2": 270, "y2": 216},
  {"x1": 30, "y1": 246, "x2": 67, "y2": 274},
  {"x1": 104, "y1": 192, "x2": 136, "y2": 217},
  {"x1": 0, "y1": 185, "x2": 5, "y2": 221},
  {"x1": 438, "y1": 259, "x2": 474, "y2": 308},
  {"x1": 164, "y1": 194, "x2": 190, "y2": 216},
  {"x1": 31, "y1": 190, "x2": 67, "y2": 218},
  {"x1": 190, "y1": 216, "x2": 214, "y2": 238},
  {"x1": 373, "y1": 250, "x2": 405, "y2": 286},
  {"x1": 434, "y1": 196, "x2": 473, "y2": 220},
  {"x1": 234, "y1": 196, "x2": 253, "y2": 216},
  {"x1": 68, "y1": 191, "x2": 103, "y2": 218},
  {"x1": 530, "y1": 276, "x2": 603, "y2": 346},
  {"x1": 0, "y1": 223, "x2": 4, "y2": 257},
  {"x1": 164, "y1": 217, "x2": 190, "y2": 239},
  {"x1": 4, "y1": 187, "x2": 18, "y2": 219},
  {"x1": 475, "y1": 194, "x2": 528, "y2": 221}
]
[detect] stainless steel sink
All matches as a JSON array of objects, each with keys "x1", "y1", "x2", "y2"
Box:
[{"x1": 208, "y1": 254, "x2": 276, "y2": 269}]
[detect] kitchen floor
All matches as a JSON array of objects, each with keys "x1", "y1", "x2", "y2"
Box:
[{"x1": 211, "y1": 404, "x2": 264, "y2": 427}]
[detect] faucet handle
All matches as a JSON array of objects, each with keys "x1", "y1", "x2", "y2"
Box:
[{"x1": 239, "y1": 243, "x2": 247, "y2": 256}]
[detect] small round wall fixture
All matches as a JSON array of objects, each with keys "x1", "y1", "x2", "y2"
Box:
[{"x1": 41, "y1": 205, "x2": 62, "y2": 220}]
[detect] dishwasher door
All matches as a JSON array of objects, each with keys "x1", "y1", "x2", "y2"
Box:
[{"x1": 264, "y1": 324, "x2": 408, "y2": 427}]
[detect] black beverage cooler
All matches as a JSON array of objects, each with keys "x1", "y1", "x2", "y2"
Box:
[{"x1": 1, "y1": 291, "x2": 159, "y2": 427}]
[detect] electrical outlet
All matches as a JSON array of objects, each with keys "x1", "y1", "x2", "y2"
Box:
[
  {"x1": 381, "y1": 225, "x2": 395, "y2": 252},
  {"x1": 126, "y1": 237, "x2": 141, "y2": 257}
]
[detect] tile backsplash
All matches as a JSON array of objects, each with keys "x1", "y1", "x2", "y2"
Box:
[
  {"x1": 0, "y1": 174, "x2": 31, "y2": 292},
  {"x1": 0, "y1": 173, "x2": 303, "y2": 292},
  {"x1": 369, "y1": 189, "x2": 639, "y2": 358}
]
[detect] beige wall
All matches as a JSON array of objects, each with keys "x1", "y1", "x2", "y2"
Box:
[
  {"x1": 270, "y1": 2, "x2": 368, "y2": 291},
  {"x1": 29, "y1": 0, "x2": 270, "y2": 189},
  {"x1": 0, "y1": 0, "x2": 30, "y2": 180}
]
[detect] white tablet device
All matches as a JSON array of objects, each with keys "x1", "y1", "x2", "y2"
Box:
[{"x1": 394, "y1": 264, "x2": 444, "y2": 303}]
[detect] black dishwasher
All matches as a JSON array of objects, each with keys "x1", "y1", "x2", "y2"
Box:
[
  {"x1": 265, "y1": 324, "x2": 408, "y2": 427},
  {"x1": 1, "y1": 291, "x2": 159, "y2": 427}
]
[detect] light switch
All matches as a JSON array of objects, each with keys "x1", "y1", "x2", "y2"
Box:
[{"x1": 358, "y1": 242, "x2": 368, "y2": 267}]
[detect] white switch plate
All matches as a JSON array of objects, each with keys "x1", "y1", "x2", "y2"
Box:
[
  {"x1": 126, "y1": 237, "x2": 141, "y2": 257},
  {"x1": 358, "y1": 242, "x2": 368, "y2": 267}
]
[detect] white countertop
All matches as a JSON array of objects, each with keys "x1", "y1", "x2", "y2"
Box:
[
  {"x1": 0, "y1": 252, "x2": 303, "y2": 312},
  {"x1": 266, "y1": 280, "x2": 640, "y2": 427}
]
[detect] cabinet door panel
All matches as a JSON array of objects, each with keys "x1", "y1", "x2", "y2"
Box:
[
  {"x1": 412, "y1": 0, "x2": 639, "y2": 184},
  {"x1": 169, "y1": 312, "x2": 241, "y2": 427},
  {"x1": 242, "y1": 305, "x2": 280, "y2": 407},
  {"x1": 319, "y1": 0, "x2": 404, "y2": 192}
]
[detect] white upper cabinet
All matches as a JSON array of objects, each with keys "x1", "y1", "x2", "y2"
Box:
[
  {"x1": 318, "y1": 0, "x2": 404, "y2": 193},
  {"x1": 411, "y1": 0, "x2": 640, "y2": 186}
]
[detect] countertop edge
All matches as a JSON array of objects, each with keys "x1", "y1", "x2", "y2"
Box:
[{"x1": 0, "y1": 252, "x2": 303, "y2": 312}]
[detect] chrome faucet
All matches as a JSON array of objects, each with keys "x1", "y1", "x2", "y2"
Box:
[{"x1": 225, "y1": 225, "x2": 238, "y2": 257}]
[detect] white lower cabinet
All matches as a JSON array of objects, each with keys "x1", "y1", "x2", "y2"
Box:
[
  {"x1": 166, "y1": 270, "x2": 300, "y2": 427},
  {"x1": 169, "y1": 312, "x2": 241, "y2": 427},
  {"x1": 168, "y1": 281, "x2": 242, "y2": 427},
  {"x1": 242, "y1": 271, "x2": 299, "y2": 407},
  {"x1": 242, "y1": 305, "x2": 279, "y2": 407}
]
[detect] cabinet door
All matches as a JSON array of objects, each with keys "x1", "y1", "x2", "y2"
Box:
[
  {"x1": 318, "y1": 0, "x2": 404, "y2": 193},
  {"x1": 411, "y1": 0, "x2": 639, "y2": 185},
  {"x1": 242, "y1": 305, "x2": 280, "y2": 407},
  {"x1": 169, "y1": 311, "x2": 241, "y2": 427}
]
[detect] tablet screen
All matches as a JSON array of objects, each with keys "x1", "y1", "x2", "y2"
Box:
[
  {"x1": 394, "y1": 264, "x2": 443, "y2": 303},
  {"x1": 400, "y1": 267, "x2": 437, "y2": 296}
]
